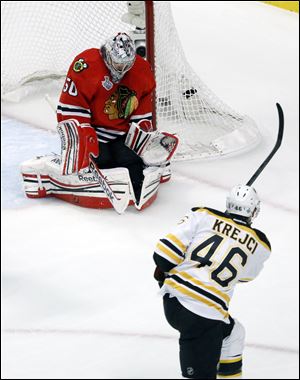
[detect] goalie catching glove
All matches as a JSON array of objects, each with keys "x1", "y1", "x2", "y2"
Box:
[{"x1": 125, "y1": 119, "x2": 179, "y2": 166}]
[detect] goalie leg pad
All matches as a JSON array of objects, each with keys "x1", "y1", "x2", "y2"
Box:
[
  {"x1": 57, "y1": 119, "x2": 99, "y2": 175},
  {"x1": 21, "y1": 154, "x2": 59, "y2": 198},
  {"x1": 21, "y1": 154, "x2": 135, "y2": 209},
  {"x1": 55, "y1": 166, "x2": 133, "y2": 210},
  {"x1": 135, "y1": 166, "x2": 163, "y2": 211},
  {"x1": 160, "y1": 162, "x2": 172, "y2": 183}
]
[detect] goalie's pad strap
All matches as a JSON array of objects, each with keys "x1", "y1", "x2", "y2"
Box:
[{"x1": 57, "y1": 119, "x2": 99, "y2": 175}]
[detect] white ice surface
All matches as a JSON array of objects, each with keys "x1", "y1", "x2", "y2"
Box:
[{"x1": 1, "y1": 2, "x2": 299, "y2": 379}]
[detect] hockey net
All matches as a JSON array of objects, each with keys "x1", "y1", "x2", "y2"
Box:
[{"x1": 1, "y1": 1, "x2": 260, "y2": 160}]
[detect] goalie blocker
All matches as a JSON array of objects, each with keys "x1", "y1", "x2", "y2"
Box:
[{"x1": 21, "y1": 119, "x2": 179, "y2": 212}]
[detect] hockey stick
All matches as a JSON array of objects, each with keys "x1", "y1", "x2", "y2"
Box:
[
  {"x1": 89, "y1": 155, "x2": 130, "y2": 214},
  {"x1": 45, "y1": 93, "x2": 57, "y2": 112},
  {"x1": 246, "y1": 103, "x2": 284, "y2": 186}
]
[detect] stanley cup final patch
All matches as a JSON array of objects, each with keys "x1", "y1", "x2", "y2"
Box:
[
  {"x1": 101, "y1": 76, "x2": 113, "y2": 91},
  {"x1": 73, "y1": 58, "x2": 88, "y2": 73}
]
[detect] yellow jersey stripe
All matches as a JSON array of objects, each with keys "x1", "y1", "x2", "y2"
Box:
[
  {"x1": 156, "y1": 242, "x2": 182, "y2": 264},
  {"x1": 217, "y1": 372, "x2": 242, "y2": 378},
  {"x1": 165, "y1": 278, "x2": 229, "y2": 318},
  {"x1": 196, "y1": 208, "x2": 270, "y2": 251},
  {"x1": 169, "y1": 269, "x2": 230, "y2": 304},
  {"x1": 166, "y1": 233, "x2": 186, "y2": 252},
  {"x1": 219, "y1": 357, "x2": 242, "y2": 364}
]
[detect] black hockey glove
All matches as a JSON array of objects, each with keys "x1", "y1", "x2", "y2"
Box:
[{"x1": 154, "y1": 266, "x2": 166, "y2": 288}]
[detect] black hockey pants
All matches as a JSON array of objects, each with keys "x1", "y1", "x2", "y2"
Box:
[
  {"x1": 94, "y1": 136, "x2": 145, "y2": 202},
  {"x1": 163, "y1": 294, "x2": 234, "y2": 379}
]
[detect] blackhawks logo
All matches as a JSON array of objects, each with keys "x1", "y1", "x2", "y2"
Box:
[
  {"x1": 73, "y1": 58, "x2": 88, "y2": 73},
  {"x1": 104, "y1": 85, "x2": 138, "y2": 120}
]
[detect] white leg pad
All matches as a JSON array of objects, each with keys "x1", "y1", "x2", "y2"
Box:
[
  {"x1": 21, "y1": 154, "x2": 60, "y2": 197},
  {"x1": 21, "y1": 154, "x2": 135, "y2": 209},
  {"x1": 135, "y1": 166, "x2": 163, "y2": 210},
  {"x1": 160, "y1": 161, "x2": 172, "y2": 183}
]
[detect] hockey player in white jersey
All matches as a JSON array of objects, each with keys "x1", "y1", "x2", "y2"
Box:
[{"x1": 153, "y1": 185, "x2": 271, "y2": 379}]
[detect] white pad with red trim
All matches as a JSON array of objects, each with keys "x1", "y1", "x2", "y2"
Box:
[
  {"x1": 57, "y1": 119, "x2": 99, "y2": 175},
  {"x1": 125, "y1": 120, "x2": 179, "y2": 166},
  {"x1": 20, "y1": 154, "x2": 164, "y2": 212},
  {"x1": 21, "y1": 154, "x2": 134, "y2": 211},
  {"x1": 135, "y1": 166, "x2": 163, "y2": 210}
]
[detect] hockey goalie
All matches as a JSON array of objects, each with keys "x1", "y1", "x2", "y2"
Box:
[{"x1": 20, "y1": 32, "x2": 179, "y2": 213}]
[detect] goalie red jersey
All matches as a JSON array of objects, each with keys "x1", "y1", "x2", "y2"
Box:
[{"x1": 57, "y1": 48, "x2": 156, "y2": 144}]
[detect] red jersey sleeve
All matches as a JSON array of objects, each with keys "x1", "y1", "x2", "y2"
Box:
[{"x1": 57, "y1": 49, "x2": 100, "y2": 124}]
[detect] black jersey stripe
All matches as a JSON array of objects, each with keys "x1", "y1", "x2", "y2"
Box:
[
  {"x1": 130, "y1": 113, "x2": 152, "y2": 122},
  {"x1": 94, "y1": 127, "x2": 126, "y2": 137},
  {"x1": 96, "y1": 134, "x2": 117, "y2": 143},
  {"x1": 169, "y1": 274, "x2": 229, "y2": 311},
  {"x1": 57, "y1": 105, "x2": 91, "y2": 115},
  {"x1": 160, "y1": 238, "x2": 185, "y2": 257}
]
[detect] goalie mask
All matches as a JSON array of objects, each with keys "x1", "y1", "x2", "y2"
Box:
[
  {"x1": 101, "y1": 32, "x2": 136, "y2": 83},
  {"x1": 226, "y1": 185, "x2": 260, "y2": 224}
]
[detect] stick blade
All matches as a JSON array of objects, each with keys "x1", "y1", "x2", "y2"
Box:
[{"x1": 246, "y1": 103, "x2": 284, "y2": 186}]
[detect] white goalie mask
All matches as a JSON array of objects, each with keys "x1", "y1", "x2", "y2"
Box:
[
  {"x1": 101, "y1": 32, "x2": 136, "y2": 83},
  {"x1": 226, "y1": 185, "x2": 260, "y2": 223}
]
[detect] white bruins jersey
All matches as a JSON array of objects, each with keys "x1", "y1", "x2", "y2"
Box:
[{"x1": 153, "y1": 207, "x2": 271, "y2": 323}]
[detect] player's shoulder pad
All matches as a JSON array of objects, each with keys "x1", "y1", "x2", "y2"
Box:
[
  {"x1": 253, "y1": 228, "x2": 271, "y2": 250},
  {"x1": 191, "y1": 206, "x2": 206, "y2": 213},
  {"x1": 191, "y1": 207, "x2": 226, "y2": 218},
  {"x1": 72, "y1": 48, "x2": 100, "y2": 74}
]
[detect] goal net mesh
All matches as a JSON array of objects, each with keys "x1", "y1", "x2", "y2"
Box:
[{"x1": 1, "y1": 1, "x2": 260, "y2": 160}]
